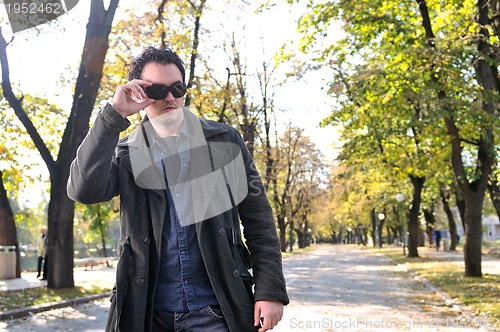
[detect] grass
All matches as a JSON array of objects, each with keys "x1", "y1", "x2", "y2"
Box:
[
  {"x1": 366, "y1": 246, "x2": 500, "y2": 330},
  {"x1": 0, "y1": 284, "x2": 111, "y2": 312}
]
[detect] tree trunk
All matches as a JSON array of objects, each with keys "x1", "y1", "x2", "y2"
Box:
[
  {"x1": 47, "y1": 176, "x2": 75, "y2": 288},
  {"x1": 277, "y1": 215, "x2": 286, "y2": 252},
  {"x1": 0, "y1": 0, "x2": 119, "y2": 288},
  {"x1": 96, "y1": 205, "x2": 107, "y2": 257},
  {"x1": 386, "y1": 225, "x2": 395, "y2": 245},
  {"x1": 463, "y1": 194, "x2": 485, "y2": 277},
  {"x1": 370, "y1": 209, "x2": 377, "y2": 247},
  {"x1": 455, "y1": 190, "x2": 466, "y2": 232},
  {"x1": 295, "y1": 229, "x2": 305, "y2": 249},
  {"x1": 487, "y1": 172, "x2": 500, "y2": 221},
  {"x1": 440, "y1": 188, "x2": 458, "y2": 250},
  {"x1": 0, "y1": 171, "x2": 21, "y2": 278},
  {"x1": 183, "y1": 0, "x2": 206, "y2": 107},
  {"x1": 408, "y1": 175, "x2": 425, "y2": 257}
]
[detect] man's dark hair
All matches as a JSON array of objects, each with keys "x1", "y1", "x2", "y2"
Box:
[{"x1": 128, "y1": 46, "x2": 186, "y2": 83}]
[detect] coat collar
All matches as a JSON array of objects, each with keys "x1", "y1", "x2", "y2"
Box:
[
  {"x1": 117, "y1": 108, "x2": 231, "y2": 195},
  {"x1": 119, "y1": 107, "x2": 228, "y2": 150}
]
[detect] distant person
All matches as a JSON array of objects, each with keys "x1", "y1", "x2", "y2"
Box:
[
  {"x1": 432, "y1": 229, "x2": 441, "y2": 251},
  {"x1": 36, "y1": 226, "x2": 48, "y2": 280},
  {"x1": 67, "y1": 46, "x2": 289, "y2": 332}
]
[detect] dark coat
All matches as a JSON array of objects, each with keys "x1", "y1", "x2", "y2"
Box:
[{"x1": 67, "y1": 104, "x2": 289, "y2": 332}]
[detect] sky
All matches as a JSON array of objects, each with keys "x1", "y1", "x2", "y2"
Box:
[{"x1": 0, "y1": 0, "x2": 341, "y2": 204}]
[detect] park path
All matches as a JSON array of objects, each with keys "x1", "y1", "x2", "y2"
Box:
[
  {"x1": 274, "y1": 245, "x2": 498, "y2": 332},
  {"x1": 1, "y1": 245, "x2": 498, "y2": 331}
]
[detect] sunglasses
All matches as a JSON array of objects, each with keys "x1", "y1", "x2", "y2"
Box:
[{"x1": 144, "y1": 82, "x2": 187, "y2": 100}]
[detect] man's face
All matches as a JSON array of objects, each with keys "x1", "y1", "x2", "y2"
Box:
[{"x1": 141, "y1": 62, "x2": 185, "y2": 131}]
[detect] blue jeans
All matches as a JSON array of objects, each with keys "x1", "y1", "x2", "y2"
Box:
[{"x1": 152, "y1": 305, "x2": 230, "y2": 332}]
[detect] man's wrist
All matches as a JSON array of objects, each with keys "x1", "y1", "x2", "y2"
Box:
[
  {"x1": 101, "y1": 103, "x2": 131, "y2": 132},
  {"x1": 111, "y1": 103, "x2": 128, "y2": 118}
]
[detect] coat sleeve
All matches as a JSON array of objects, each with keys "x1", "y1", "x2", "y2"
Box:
[
  {"x1": 233, "y1": 130, "x2": 290, "y2": 305},
  {"x1": 67, "y1": 103, "x2": 130, "y2": 204}
]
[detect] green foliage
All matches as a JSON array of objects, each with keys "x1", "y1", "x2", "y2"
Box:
[
  {"x1": 0, "y1": 89, "x2": 65, "y2": 198},
  {"x1": 74, "y1": 201, "x2": 118, "y2": 253},
  {"x1": 14, "y1": 201, "x2": 48, "y2": 249},
  {"x1": 292, "y1": 0, "x2": 500, "y2": 236}
]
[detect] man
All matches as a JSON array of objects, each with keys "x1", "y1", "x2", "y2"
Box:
[
  {"x1": 36, "y1": 226, "x2": 48, "y2": 280},
  {"x1": 67, "y1": 46, "x2": 288, "y2": 332},
  {"x1": 432, "y1": 229, "x2": 441, "y2": 251}
]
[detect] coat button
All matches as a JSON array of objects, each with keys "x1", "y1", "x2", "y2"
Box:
[
  {"x1": 218, "y1": 229, "x2": 225, "y2": 236},
  {"x1": 143, "y1": 237, "x2": 150, "y2": 245},
  {"x1": 232, "y1": 270, "x2": 241, "y2": 278},
  {"x1": 136, "y1": 278, "x2": 145, "y2": 287}
]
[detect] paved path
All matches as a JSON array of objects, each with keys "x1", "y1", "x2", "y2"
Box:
[
  {"x1": 0, "y1": 267, "x2": 115, "y2": 332},
  {"x1": 0, "y1": 266, "x2": 116, "y2": 292},
  {"x1": 1, "y1": 245, "x2": 498, "y2": 331},
  {"x1": 274, "y1": 245, "x2": 498, "y2": 332}
]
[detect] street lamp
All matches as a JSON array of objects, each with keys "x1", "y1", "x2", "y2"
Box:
[
  {"x1": 374, "y1": 212, "x2": 385, "y2": 248},
  {"x1": 377, "y1": 213, "x2": 385, "y2": 248},
  {"x1": 396, "y1": 193, "x2": 406, "y2": 256}
]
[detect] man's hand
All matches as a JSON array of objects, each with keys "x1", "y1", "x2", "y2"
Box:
[
  {"x1": 254, "y1": 300, "x2": 283, "y2": 331},
  {"x1": 112, "y1": 79, "x2": 155, "y2": 118}
]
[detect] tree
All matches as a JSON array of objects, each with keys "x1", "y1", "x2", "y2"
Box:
[
  {"x1": 0, "y1": 91, "x2": 65, "y2": 277},
  {"x1": 293, "y1": 1, "x2": 499, "y2": 273},
  {"x1": 440, "y1": 187, "x2": 459, "y2": 251},
  {"x1": 269, "y1": 126, "x2": 326, "y2": 251},
  {"x1": 76, "y1": 201, "x2": 118, "y2": 259},
  {"x1": 0, "y1": 0, "x2": 120, "y2": 288},
  {"x1": 415, "y1": 0, "x2": 496, "y2": 276}
]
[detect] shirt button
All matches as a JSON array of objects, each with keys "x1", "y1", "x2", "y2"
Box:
[
  {"x1": 181, "y1": 250, "x2": 187, "y2": 255},
  {"x1": 184, "y1": 280, "x2": 188, "y2": 284},
  {"x1": 136, "y1": 278, "x2": 145, "y2": 287},
  {"x1": 143, "y1": 237, "x2": 150, "y2": 245},
  {"x1": 218, "y1": 229, "x2": 225, "y2": 236},
  {"x1": 232, "y1": 270, "x2": 241, "y2": 278}
]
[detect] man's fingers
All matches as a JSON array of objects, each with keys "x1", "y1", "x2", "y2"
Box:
[
  {"x1": 260, "y1": 317, "x2": 273, "y2": 331},
  {"x1": 136, "y1": 98, "x2": 155, "y2": 109},
  {"x1": 254, "y1": 307, "x2": 261, "y2": 327}
]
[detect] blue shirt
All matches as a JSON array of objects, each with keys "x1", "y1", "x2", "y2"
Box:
[{"x1": 152, "y1": 120, "x2": 218, "y2": 312}]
